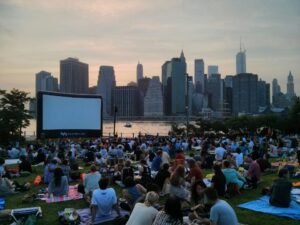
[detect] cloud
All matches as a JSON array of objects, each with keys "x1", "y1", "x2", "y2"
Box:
[{"x1": 0, "y1": 0, "x2": 300, "y2": 95}]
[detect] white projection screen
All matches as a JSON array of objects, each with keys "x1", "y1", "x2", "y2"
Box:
[{"x1": 37, "y1": 92, "x2": 102, "y2": 138}]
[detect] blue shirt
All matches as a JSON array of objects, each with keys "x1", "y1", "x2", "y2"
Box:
[
  {"x1": 151, "y1": 156, "x2": 162, "y2": 171},
  {"x1": 91, "y1": 188, "x2": 117, "y2": 216},
  {"x1": 210, "y1": 200, "x2": 239, "y2": 225},
  {"x1": 84, "y1": 172, "x2": 101, "y2": 193}
]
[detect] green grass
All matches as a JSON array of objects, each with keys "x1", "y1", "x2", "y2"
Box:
[{"x1": 2, "y1": 165, "x2": 300, "y2": 225}]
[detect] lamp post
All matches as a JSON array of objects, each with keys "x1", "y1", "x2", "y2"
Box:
[{"x1": 113, "y1": 105, "x2": 117, "y2": 137}]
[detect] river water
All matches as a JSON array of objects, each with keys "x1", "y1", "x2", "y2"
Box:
[{"x1": 25, "y1": 119, "x2": 173, "y2": 138}]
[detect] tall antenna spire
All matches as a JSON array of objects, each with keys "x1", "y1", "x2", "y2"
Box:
[{"x1": 240, "y1": 36, "x2": 242, "y2": 52}]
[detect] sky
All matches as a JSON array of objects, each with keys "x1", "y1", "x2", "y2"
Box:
[{"x1": 0, "y1": 0, "x2": 300, "y2": 97}]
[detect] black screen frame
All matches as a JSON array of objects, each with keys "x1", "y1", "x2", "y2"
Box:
[{"x1": 36, "y1": 91, "x2": 103, "y2": 139}]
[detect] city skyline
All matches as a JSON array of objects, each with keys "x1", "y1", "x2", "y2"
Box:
[{"x1": 0, "y1": 0, "x2": 299, "y2": 96}]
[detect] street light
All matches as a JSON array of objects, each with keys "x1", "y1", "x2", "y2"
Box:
[{"x1": 113, "y1": 105, "x2": 117, "y2": 137}]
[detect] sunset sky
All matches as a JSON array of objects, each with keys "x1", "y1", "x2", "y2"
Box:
[{"x1": 0, "y1": 0, "x2": 299, "y2": 96}]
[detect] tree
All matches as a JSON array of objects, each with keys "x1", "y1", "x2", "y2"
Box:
[{"x1": 0, "y1": 89, "x2": 32, "y2": 145}]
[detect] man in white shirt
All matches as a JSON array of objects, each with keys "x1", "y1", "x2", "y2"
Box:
[{"x1": 90, "y1": 177, "x2": 121, "y2": 223}]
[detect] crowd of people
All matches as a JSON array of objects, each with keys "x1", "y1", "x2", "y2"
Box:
[{"x1": 0, "y1": 133, "x2": 299, "y2": 225}]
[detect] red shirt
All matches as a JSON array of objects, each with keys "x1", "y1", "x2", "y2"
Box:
[
  {"x1": 247, "y1": 160, "x2": 261, "y2": 180},
  {"x1": 188, "y1": 166, "x2": 204, "y2": 181}
]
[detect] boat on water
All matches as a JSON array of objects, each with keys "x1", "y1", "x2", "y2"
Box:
[{"x1": 124, "y1": 122, "x2": 132, "y2": 128}]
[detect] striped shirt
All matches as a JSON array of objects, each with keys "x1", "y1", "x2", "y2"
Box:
[{"x1": 152, "y1": 211, "x2": 183, "y2": 225}]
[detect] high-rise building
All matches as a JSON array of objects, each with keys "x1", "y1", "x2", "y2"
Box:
[
  {"x1": 35, "y1": 71, "x2": 58, "y2": 96},
  {"x1": 161, "y1": 61, "x2": 171, "y2": 87},
  {"x1": 144, "y1": 76, "x2": 163, "y2": 116},
  {"x1": 236, "y1": 44, "x2": 246, "y2": 74},
  {"x1": 45, "y1": 76, "x2": 59, "y2": 92},
  {"x1": 272, "y1": 78, "x2": 281, "y2": 103},
  {"x1": 97, "y1": 66, "x2": 116, "y2": 116},
  {"x1": 258, "y1": 79, "x2": 271, "y2": 107},
  {"x1": 170, "y1": 51, "x2": 187, "y2": 115},
  {"x1": 194, "y1": 59, "x2": 205, "y2": 93},
  {"x1": 286, "y1": 71, "x2": 295, "y2": 99},
  {"x1": 60, "y1": 57, "x2": 88, "y2": 94},
  {"x1": 224, "y1": 75, "x2": 234, "y2": 88},
  {"x1": 207, "y1": 73, "x2": 223, "y2": 111},
  {"x1": 187, "y1": 76, "x2": 194, "y2": 115},
  {"x1": 112, "y1": 86, "x2": 140, "y2": 117},
  {"x1": 161, "y1": 61, "x2": 172, "y2": 115},
  {"x1": 208, "y1": 65, "x2": 218, "y2": 77},
  {"x1": 136, "y1": 61, "x2": 143, "y2": 82},
  {"x1": 232, "y1": 73, "x2": 258, "y2": 114},
  {"x1": 224, "y1": 75, "x2": 234, "y2": 114}
]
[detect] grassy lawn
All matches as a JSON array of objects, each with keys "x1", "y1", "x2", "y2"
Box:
[{"x1": 2, "y1": 165, "x2": 300, "y2": 225}]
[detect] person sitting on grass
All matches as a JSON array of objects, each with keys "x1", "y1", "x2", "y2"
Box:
[
  {"x1": 0, "y1": 173, "x2": 30, "y2": 196},
  {"x1": 60, "y1": 159, "x2": 71, "y2": 182},
  {"x1": 169, "y1": 165, "x2": 190, "y2": 201},
  {"x1": 90, "y1": 177, "x2": 121, "y2": 223},
  {"x1": 187, "y1": 159, "x2": 204, "y2": 182},
  {"x1": 151, "y1": 150, "x2": 163, "y2": 172},
  {"x1": 19, "y1": 155, "x2": 32, "y2": 175},
  {"x1": 211, "y1": 164, "x2": 226, "y2": 197},
  {"x1": 152, "y1": 195, "x2": 183, "y2": 225},
  {"x1": 44, "y1": 159, "x2": 58, "y2": 184},
  {"x1": 245, "y1": 155, "x2": 261, "y2": 189},
  {"x1": 48, "y1": 167, "x2": 69, "y2": 197},
  {"x1": 0, "y1": 157, "x2": 7, "y2": 178},
  {"x1": 153, "y1": 163, "x2": 171, "y2": 195},
  {"x1": 256, "y1": 153, "x2": 272, "y2": 173},
  {"x1": 222, "y1": 160, "x2": 245, "y2": 191},
  {"x1": 121, "y1": 160, "x2": 134, "y2": 184},
  {"x1": 189, "y1": 179, "x2": 210, "y2": 221},
  {"x1": 269, "y1": 168, "x2": 292, "y2": 207},
  {"x1": 82, "y1": 165, "x2": 101, "y2": 202},
  {"x1": 195, "y1": 187, "x2": 239, "y2": 225},
  {"x1": 126, "y1": 191, "x2": 159, "y2": 225},
  {"x1": 122, "y1": 176, "x2": 147, "y2": 210}
]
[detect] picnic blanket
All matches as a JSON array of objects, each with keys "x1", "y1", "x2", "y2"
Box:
[
  {"x1": 58, "y1": 208, "x2": 129, "y2": 225},
  {"x1": 293, "y1": 182, "x2": 300, "y2": 187},
  {"x1": 271, "y1": 161, "x2": 298, "y2": 167},
  {"x1": 238, "y1": 196, "x2": 300, "y2": 220},
  {"x1": 40, "y1": 185, "x2": 83, "y2": 203}
]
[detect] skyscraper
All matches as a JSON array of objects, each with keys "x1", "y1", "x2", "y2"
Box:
[
  {"x1": 136, "y1": 61, "x2": 143, "y2": 82},
  {"x1": 286, "y1": 71, "x2": 295, "y2": 99},
  {"x1": 170, "y1": 51, "x2": 187, "y2": 115},
  {"x1": 97, "y1": 66, "x2": 116, "y2": 116},
  {"x1": 187, "y1": 76, "x2": 194, "y2": 115},
  {"x1": 112, "y1": 86, "x2": 140, "y2": 117},
  {"x1": 258, "y1": 79, "x2": 270, "y2": 107},
  {"x1": 207, "y1": 73, "x2": 223, "y2": 111},
  {"x1": 161, "y1": 61, "x2": 171, "y2": 87},
  {"x1": 36, "y1": 71, "x2": 51, "y2": 96},
  {"x1": 232, "y1": 73, "x2": 258, "y2": 114},
  {"x1": 144, "y1": 76, "x2": 163, "y2": 116},
  {"x1": 194, "y1": 59, "x2": 205, "y2": 93},
  {"x1": 60, "y1": 57, "x2": 88, "y2": 94},
  {"x1": 272, "y1": 78, "x2": 281, "y2": 104},
  {"x1": 35, "y1": 71, "x2": 58, "y2": 96},
  {"x1": 236, "y1": 43, "x2": 246, "y2": 74},
  {"x1": 45, "y1": 76, "x2": 59, "y2": 92},
  {"x1": 207, "y1": 65, "x2": 218, "y2": 77}
]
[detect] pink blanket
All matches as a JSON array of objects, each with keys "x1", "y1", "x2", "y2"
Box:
[{"x1": 40, "y1": 185, "x2": 83, "y2": 203}]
